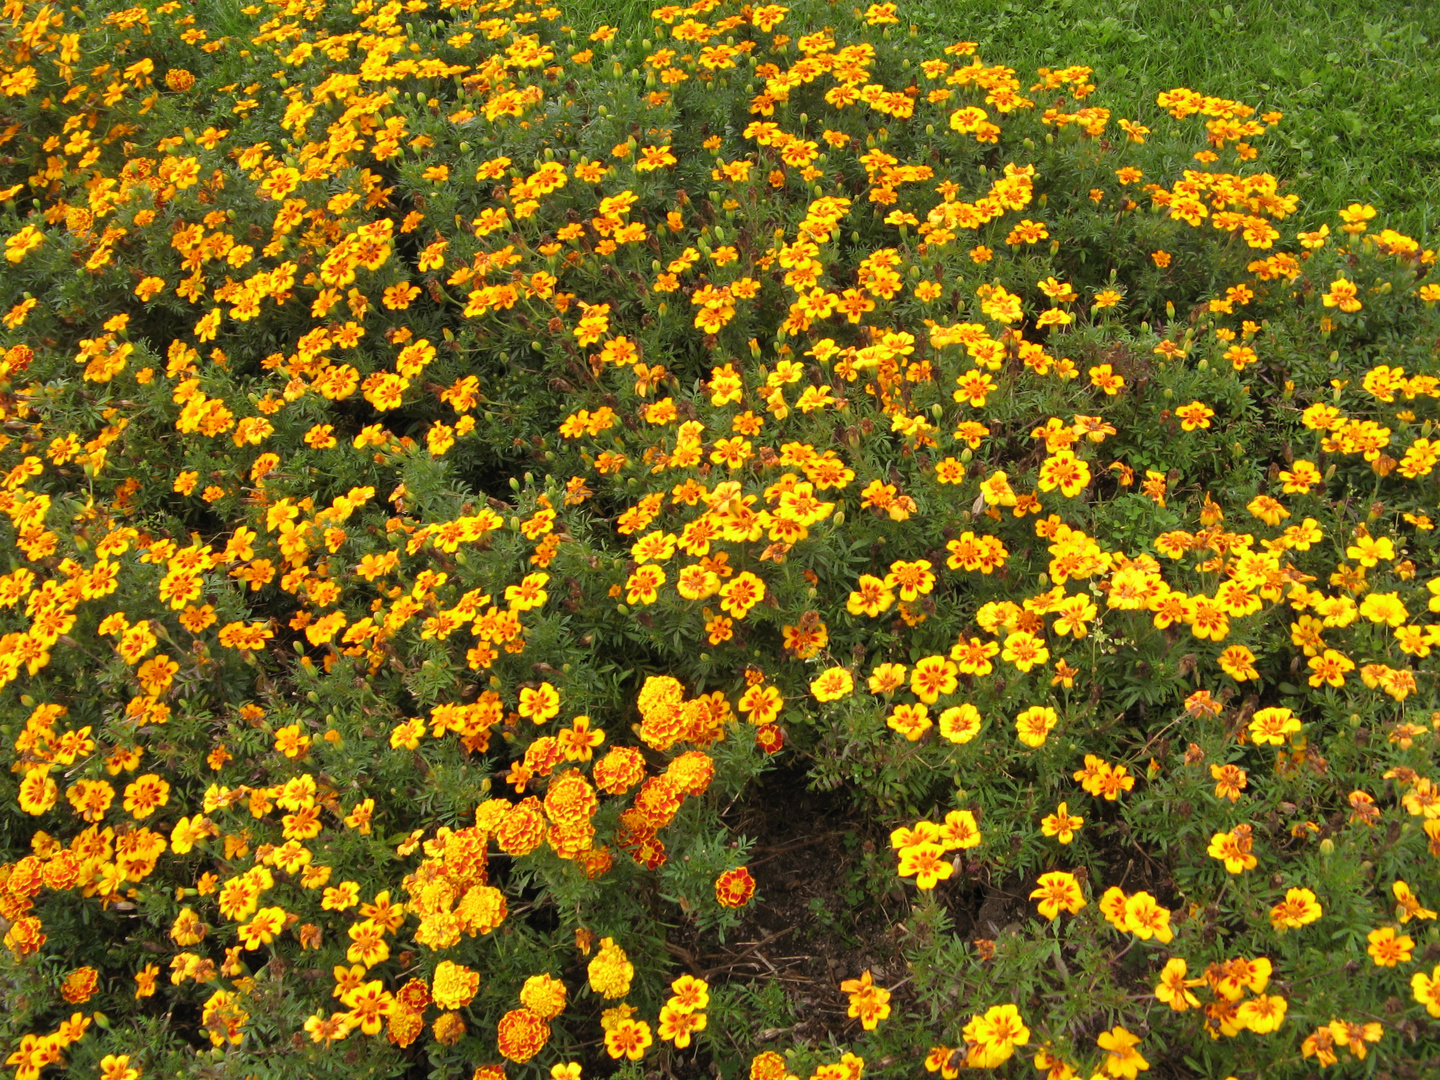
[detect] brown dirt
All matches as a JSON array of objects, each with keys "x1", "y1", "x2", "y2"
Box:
[
  {"x1": 667, "y1": 762, "x2": 913, "y2": 1056},
  {"x1": 655, "y1": 765, "x2": 1197, "y2": 1080}
]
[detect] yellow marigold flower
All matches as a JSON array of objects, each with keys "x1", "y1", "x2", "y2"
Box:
[
  {"x1": 1001, "y1": 631, "x2": 1049, "y2": 672},
  {"x1": 1040, "y1": 802, "x2": 1083, "y2": 843},
  {"x1": 938, "y1": 810, "x2": 981, "y2": 851},
  {"x1": 1154, "y1": 958, "x2": 1200, "y2": 1011},
  {"x1": 588, "y1": 937, "x2": 634, "y2": 998},
  {"x1": 1270, "y1": 887, "x2": 1323, "y2": 930},
  {"x1": 938, "y1": 703, "x2": 982, "y2": 744},
  {"x1": 1249, "y1": 706, "x2": 1300, "y2": 745},
  {"x1": 897, "y1": 842, "x2": 951, "y2": 889},
  {"x1": 1207, "y1": 825, "x2": 1258, "y2": 873},
  {"x1": 1095, "y1": 1026, "x2": 1147, "y2": 1080},
  {"x1": 887, "y1": 702, "x2": 931, "y2": 741},
  {"x1": 1122, "y1": 892, "x2": 1173, "y2": 943},
  {"x1": 134, "y1": 276, "x2": 166, "y2": 301},
  {"x1": 1412, "y1": 964, "x2": 1440, "y2": 1016},
  {"x1": 910, "y1": 655, "x2": 958, "y2": 703},
  {"x1": 1036, "y1": 449, "x2": 1091, "y2": 497},
  {"x1": 657, "y1": 1001, "x2": 706, "y2": 1046},
  {"x1": 1014, "y1": 705, "x2": 1058, "y2": 748},
  {"x1": 4, "y1": 225, "x2": 44, "y2": 264},
  {"x1": 839, "y1": 969, "x2": 891, "y2": 1030},
  {"x1": 810, "y1": 666, "x2": 854, "y2": 702},
  {"x1": 1322, "y1": 276, "x2": 1362, "y2": 312},
  {"x1": 431, "y1": 961, "x2": 480, "y2": 1010},
  {"x1": 604, "y1": 1017, "x2": 652, "y2": 1061},
  {"x1": 1367, "y1": 926, "x2": 1414, "y2": 967},
  {"x1": 961, "y1": 1004, "x2": 1029, "y2": 1068},
  {"x1": 1235, "y1": 994, "x2": 1287, "y2": 1034},
  {"x1": 1029, "y1": 871, "x2": 1085, "y2": 919}
]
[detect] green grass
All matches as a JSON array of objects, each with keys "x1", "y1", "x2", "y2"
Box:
[{"x1": 563, "y1": 0, "x2": 1440, "y2": 236}]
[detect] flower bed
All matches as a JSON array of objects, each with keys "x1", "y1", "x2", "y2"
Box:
[{"x1": 0, "y1": 0, "x2": 1438, "y2": 1077}]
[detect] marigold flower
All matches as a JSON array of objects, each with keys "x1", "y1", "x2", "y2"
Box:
[
  {"x1": 625, "y1": 564, "x2": 665, "y2": 605},
  {"x1": 887, "y1": 702, "x2": 931, "y2": 741},
  {"x1": 1270, "y1": 887, "x2": 1323, "y2": 930},
  {"x1": 1210, "y1": 763, "x2": 1248, "y2": 802},
  {"x1": 847, "y1": 574, "x2": 894, "y2": 616},
  {"x1": 432, "y1": 961, "x2": 481, "y2": 1010},
  {"x1": 938, "y1": 703, "x2": 982, "y2": 743},
  {"x1": 1036, "y1": 450, "x2": 1091, "y2": 497},
  {"x1": 1096, "y1": 1026, "x2": 1148, "y2": 1079},
  {"x1": 1367, "y1": 926, "x2": 1414, "y2": 967},
  {"x1": 588, "y1": 937, "x2": 634, "y2": 998},
  {"x1": 497, "y1": 1007, "x2": 551, "y2": 1062},
  {"x1": 962, "y1": 1003, "x2": 1029, "y2": 1068},
  {"x1": 1322, "y1": 276, "x2": 1362, "y2": 312},
  {"x1": 1154, "y1": 958, "x2": 1200, "y2": 1011},
  {"x1": 1216, "y1": 645, "x2": 1258, "y2": 682},
  {"x1": 1088, "y1": 363, "x2": 1125, "y2": 394},
  {"x1": 1249, "y1": 706, "x2": 1300, "y2": 746},
  {"x1": 658, "y1": 1002, "x2": 707, "y2": 1046},
  {"x1": 1040, "y1": 802, "x2": 1083, "y2": 843},
  {"x1": 1001, "y1": 630, "x2": 1049, "y2": 672},
  {"x1": 60, "y1": 966, "x2": 100, "y2": 1004},
  {"x1": 897, "y1": 842, "x2": 952, "y2": 889},
  {"x1": 1236, "y1": 993, "x2": 1287, "y2": 1034},
  {"x1": 810, "y1": 666, "x2": 854, "y2": 702},
  {"x1": 716, "y1": 866, "x2": 756, "y2": 907},
  {"x1": 519, "y1": 681, "x2": 561, "y2": 723},
  {"x1": 719, "y1": 570, "x2": 765, "y2": 618},
  {"x1": 1207, "y1": 826, "x2": 1258, "y2": 874},
  {"x1": 1030, "y1": 871, "x2": 1086, "y2": 919},
  {"x1": 1014, "y1": 704, "x2": 1058, "y2": 747},
  {"x1": 1412, "y1": 964, "x2": 1440, "y2": 1016},
  {"x1": 1122, "y1": 892, "x2": 1173, "y2": 943},
  {"x1": 938, "y1": 810, "x2": 981, "y2": 851},
  {"x1": 237, "y1": 906, "x2": 286, "y2": 950},
  {"x1": 304, "y1": 1012, "x2": 356, "y2": 1046},
  {"x1": 840, "y1": 969, "x2": 891, "y2": 1030},
  {"x1": 604, "y1": 1017, "x2": 653, "y2": 1061},
  {"x1": 18, "y1": 767, "x2": 58, "y2": 815},
  {"x1": 1391, "y1": 880, "x2": 1438, "y2": 923}
]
